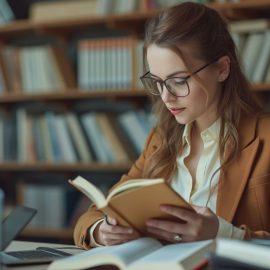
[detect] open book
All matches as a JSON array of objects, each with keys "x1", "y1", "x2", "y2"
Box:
[
  {"x1": 48, "y1": 237, "x2": 215, "y2": 270},
  {"x1": 69, "y1": 176, "x2": 194, "y2": 233}
]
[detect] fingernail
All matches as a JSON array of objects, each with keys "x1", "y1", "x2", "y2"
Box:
[
  {"x1": 160, "y1": 205, "x2": 167, "y2": 211},
  {"x1": 146, "y1": 220, "x2": 154, "y2": 226},
  {"x1": 128, "y1": 228, "x2": 133, "y2": 234}
]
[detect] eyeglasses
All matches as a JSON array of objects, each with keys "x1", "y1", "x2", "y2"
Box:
[{"x1": 140, "y1": 59, "x2": 217, "y2": 97}]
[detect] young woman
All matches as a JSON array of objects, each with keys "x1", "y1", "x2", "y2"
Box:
[{"x1": 74, "y1": 2, "x2": 270, "y2": 249}]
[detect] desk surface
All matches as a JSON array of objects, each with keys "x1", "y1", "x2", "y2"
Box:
[{"x1": 3, "y1": 241, "x2": 82, "y2": 270}]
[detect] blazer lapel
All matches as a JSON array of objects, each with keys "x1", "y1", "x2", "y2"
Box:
[{"x1": 216, "y1": 115, "x2": 259, "y2": 222}]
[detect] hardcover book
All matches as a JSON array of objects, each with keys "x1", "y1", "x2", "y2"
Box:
[{"x1": 69, "y1": 175, "x2": 194, "y2": 234}]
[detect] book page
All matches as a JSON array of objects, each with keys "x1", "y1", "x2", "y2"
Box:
[
  {"x1": 129, "y1": 240, "x2": 215, "y2": 270},
  {"x1": 48, "y1": 237, "x2": 162, "y2": 270},
  {"x1": 68, "y1": 176, "x2": 106, "y2": 208},
  {"x1": 107, "y1": 178, "x2": 164, "y2": 201}
]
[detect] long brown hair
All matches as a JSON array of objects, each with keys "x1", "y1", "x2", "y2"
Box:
[{"x1": 142, "y1": 2, "x2": 262, "y2": 181}]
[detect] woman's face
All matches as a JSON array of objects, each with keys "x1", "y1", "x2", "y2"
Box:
[{"x1": 146, "y1": 44, "x2": 222, "y2": 131}]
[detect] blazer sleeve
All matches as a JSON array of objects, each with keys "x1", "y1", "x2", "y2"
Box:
[
  {"x1": 73, "y1": 129, "x2": 158, "y2": 249},
  {"x1": 241, "y1": 225, "x2": 270, "y2": 239}
]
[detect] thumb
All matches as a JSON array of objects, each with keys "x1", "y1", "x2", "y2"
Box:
[{"x1": 106, "y1": 215, "x2": 117, "y2": 226}]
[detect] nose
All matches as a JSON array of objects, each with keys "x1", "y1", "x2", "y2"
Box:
[{"x1": 160, "y1": 84, "x2": 177, "y2": 103}]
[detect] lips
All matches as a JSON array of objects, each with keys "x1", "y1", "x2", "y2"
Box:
[{"x1": 168, "y1": 107, "x2": 185, "y2": 115}]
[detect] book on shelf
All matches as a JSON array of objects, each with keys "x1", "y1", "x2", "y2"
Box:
[
  {"x1": 95, "y1": 113, "x2": 130, "y2": 162},
  {"x1": 65, "y1": 112, "x2": 93, "y2": 162},
  {"x1": 50, "y1": 46, "x2": 76, "y2": 89},
  {"x1": 0, "y1": 51, "x2": 8, "y2": 94},
  {"x1": 106, "y1": 113, "x2": 138, "y2": 161},
  {"x1": 80, "y1": 112, "x2": 112, "y2": 163},
  {"x1": 241, "y1": 32, "x2": 265, "y2": 79},
  {"x1": 1, "y1": 46, "x2": 21, "y2": 94},
  {"x1": 48, "y1": 237, "x2": 215, "y2": 270},
  {"x1": 117, "y1": 110, "x2": 150, "y2": 155},
  {"x1": 17, "y1": 182, "x2": 81, "y2": 229},
  {"x1": 0, "y1": 0, "x2": 15, "y2": 23},
  {"x1": 252, "y1": 31, "x2": 270, "y2": 83},
  {"x1": 54, "y1": 114, "x2": 77, "y2": 163},
  {"x1": 265, "y1": 62, "x2": 270, "y2": 83},
  {"x1": 229, "y1": 19, "x2": 270, "y2": 33},
  {"x1": 68, "y1": 175, "x2": 194, "y2": 234},
  {"x1": 16, "y1": 108, "x2": 29, "y2": 163},
  {"x1": 209, "y1": 238, "x2": 270, "y2": 270},
  {"x1": 30, "y1": 0, "x2": 99, "y2": 22},
  {"x1": 78, "y1": 37, "x2": 134, "y2": 91}
]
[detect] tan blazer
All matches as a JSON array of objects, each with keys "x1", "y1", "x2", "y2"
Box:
[{"x1": 74, "y1": 113, "x2": 270, "y2": 249}]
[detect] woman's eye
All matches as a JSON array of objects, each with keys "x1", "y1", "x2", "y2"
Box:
[{"x1": 173, "y1": 79, "x2": 186, "y2": 85}]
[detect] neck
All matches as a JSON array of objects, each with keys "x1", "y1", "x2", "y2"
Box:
[{"x1": 195, "y1": 108, "x2": 219, "y2": 133}]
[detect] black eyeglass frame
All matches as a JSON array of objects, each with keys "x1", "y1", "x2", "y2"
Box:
[{"x1": 140, "y1": 58, "x2": 218, "y2": 97}]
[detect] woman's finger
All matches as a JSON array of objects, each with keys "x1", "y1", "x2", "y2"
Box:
[
  {"x1": 146, "y1": 226, "x2": 180, "y2": 243},
  {"x1": 160, "y1": 205, "x2": 196, "y2": 222},
  {"x1": 146, "y1": 218, "x2": 186, "y2": 234},
  {"x1": 101, "y1": 223, "x2": 133, "y2": 235},
  {"x1": 102, "y1": 231, "x2": 139, "y2": 246}
]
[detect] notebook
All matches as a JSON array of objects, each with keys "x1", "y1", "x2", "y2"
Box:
[{"x1": 0, "y1": 190, "x2": 72, "y2": 265}]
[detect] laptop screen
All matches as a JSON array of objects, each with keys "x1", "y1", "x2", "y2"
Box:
[{"x1": 2, "y1": 206, "x2": 37, "y2": 250}]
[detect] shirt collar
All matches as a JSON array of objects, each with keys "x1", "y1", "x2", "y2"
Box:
[{"x1": 182, "y1": 118, "x2": 221, "y2": 145}]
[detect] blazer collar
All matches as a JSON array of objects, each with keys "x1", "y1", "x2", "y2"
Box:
[{"x1": 216, "y1": 114, "x2": 259, "y2": 222}]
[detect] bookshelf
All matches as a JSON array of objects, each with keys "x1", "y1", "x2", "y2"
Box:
[
  {"x1": 0, "y1": 90, "x2": 148, "y2": 103},
  {"x1": 0, "y1": 0, "x2": 270, "y2": 243}
]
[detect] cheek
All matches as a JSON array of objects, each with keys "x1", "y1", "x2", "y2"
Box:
[{"x1": 185, "y1": 86, "x2": 207, "y2": 108}]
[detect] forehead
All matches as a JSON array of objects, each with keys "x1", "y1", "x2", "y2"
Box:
[{"x1": 146, "y1": 44, "x2": 187, "y2": 77}]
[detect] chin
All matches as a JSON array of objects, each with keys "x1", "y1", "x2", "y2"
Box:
[{"x1": 175, "y1": 116, "x2": 192, "y2": 125}]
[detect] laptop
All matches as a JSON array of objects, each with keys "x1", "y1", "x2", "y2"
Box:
[{"x1": 0, "y1": 190, "x2": 72, "y2": 265}]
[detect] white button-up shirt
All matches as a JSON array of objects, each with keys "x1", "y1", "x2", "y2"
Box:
[{"x1": 171, "y1": 119, "x2": 244, "y2": 239}]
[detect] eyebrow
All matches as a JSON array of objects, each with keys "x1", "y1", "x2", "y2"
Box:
[{"x1": 149, "y1": 70, "x2": 188, "y2": 79}]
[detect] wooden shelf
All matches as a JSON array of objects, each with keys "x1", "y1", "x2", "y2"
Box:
[
  {"x1": 209, "y1": 0, "x2": 270, "y2": 11},
  {"x1": 0, "y1": 1, "x2": 268, "y2": 38},
  {"x1": 0, "y1": 162, "x2": 133, "y2": 172},
  {"x1": 209, "y1": 0, "x2": 270, "y2": 20},
  {"x1": 0, "y1": 85, "x2": 269, "y2": 104},
  {"x1": 251, "y1": 83, "x2": 270, "y2": 92},
  {"x1": 21, "y1": 227, "x2": 73, "y2": 240},
  {"x1": 0, "y1": 9, "x2": 159, "y2": 38},
  {"x1": 0, "y1": 89, "x2": 148, "y2": 103}
]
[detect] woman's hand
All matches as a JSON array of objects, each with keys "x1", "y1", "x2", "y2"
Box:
[
  {"x1": 145, "y1": 204, "x2": 219, "y2": 243},
  {"x1": 94, "y1": 216, "x2": 140, "y2": 246}
]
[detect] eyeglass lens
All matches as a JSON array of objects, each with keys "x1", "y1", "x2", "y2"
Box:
[{"x1": 142, "y1": 77, "x2": 189, "y2": 97}]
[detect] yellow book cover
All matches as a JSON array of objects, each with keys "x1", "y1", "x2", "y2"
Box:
[{"x1": 69, "y1": 175, "x2": 194, "y2": 234}]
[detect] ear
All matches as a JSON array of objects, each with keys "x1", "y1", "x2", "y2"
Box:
[{"x1": 217, "y1": 56, "x2": 230, "y2": 82}]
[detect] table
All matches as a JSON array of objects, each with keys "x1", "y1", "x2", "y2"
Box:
[{"x1": 2, "y1": 241, "x2": 82, "y2": 270}]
